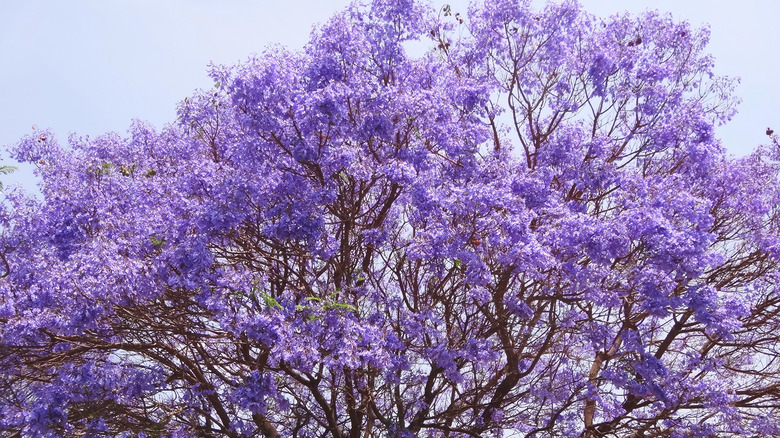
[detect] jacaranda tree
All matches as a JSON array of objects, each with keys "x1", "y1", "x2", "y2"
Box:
[{"x1": 2, "y1": 0, "x2": 779, "y2": 436}]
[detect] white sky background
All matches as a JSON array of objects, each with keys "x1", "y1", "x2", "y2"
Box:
[{"x1": 1, "y1": 0, "x2": 778, "y2": 193}]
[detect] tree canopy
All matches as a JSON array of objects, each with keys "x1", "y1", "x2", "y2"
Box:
[{"x1": 1, "y1": 0, "x2": 779, "y2": 436}]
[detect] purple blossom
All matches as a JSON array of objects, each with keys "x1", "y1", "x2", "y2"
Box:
[{"x1": 0, "y1": 1, "x2": 777, "y2": 437}]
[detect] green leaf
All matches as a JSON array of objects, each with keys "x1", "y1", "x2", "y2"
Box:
[
  {"x1": 0, "y1": 165, "x2": 15, "y2": 190},
  {"x1": 261, "y1": 292, "x2": 282, "y2": 309},
  {"x1": 325, "y1": 302, "x2": 358, "y2": 312},
  {"x1": 100, "y1": 162, "x2": 114, "y2": 175}
]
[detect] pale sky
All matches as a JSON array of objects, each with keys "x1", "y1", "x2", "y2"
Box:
[{"x1": 1, "y1": 0, "x2": 778, "y2": 192}]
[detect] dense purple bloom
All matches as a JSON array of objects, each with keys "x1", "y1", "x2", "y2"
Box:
[{"x1": 1, "y1": 0, "x2": 778, "y2": 437}]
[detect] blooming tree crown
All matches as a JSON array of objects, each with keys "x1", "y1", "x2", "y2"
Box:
[{"x1": 1, "y1": 0, "x2": 779, "y2": 437}]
